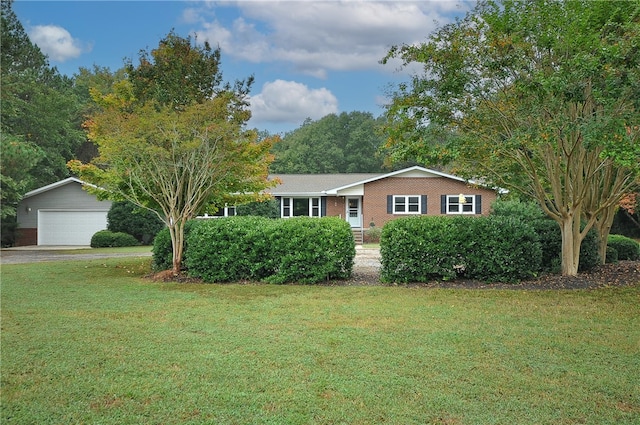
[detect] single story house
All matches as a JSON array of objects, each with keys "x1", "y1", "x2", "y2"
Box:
[
  {"x1": 267, "y1": 166, "x2": 499, "y2": 242},
  {"x1": 14, "y1": 166, "x2": 499, "y2": 246},
  {"x1": 15, "y1": 177, "x2": 112, "y2": 246}
]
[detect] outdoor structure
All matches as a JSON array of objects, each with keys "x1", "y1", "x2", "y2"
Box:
[
  {"x1": 14, "y1": 166, "x2": 499, "y2": 246},
  {"x1": 268, "y1": 166, "x2": 500, "y2": 242},
  {"x1": 15, "y1": 177, "x2": 112, "y2": 246}
]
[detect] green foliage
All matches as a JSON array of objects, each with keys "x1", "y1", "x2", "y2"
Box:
[
  {"x1": 235, "y1": 199, "x2": 280, "y2": 218},
  {"x1": 382, "y1": 0, "x2": 640, "y2": 276},
  {"x1": 182, "y1": 217, "x2": 355, "y2": 284},
  {"x1": 380, "y1": 216, "x2": 541, "y2": 283},
  {"x1": 364, "y1": 226, "x2": 382, "y2": 243},
  {"x1": 607, "y1": 234, "x2": 640, "y2": 261},
  {"x1": 270, "y1": 112, "x2": 387, "y2": 173},
  {"x1": 107, "y1": 201, "x2": 164, "y2": 244},
  {"x1": 151, "y1": 220, "x2": 199, "y2": 272},
  {"x1": 605, "y1": 246, "x2": 618, "y2": 264},
  {"x1": 265, "y1": 217, "x2": 355, "y2": 284},
  {"x1": 185, "y1": 217, "x2": 275, "y2": 282},
  {"x1": 90, "y1": 230, "x2": 140, "y2": 248},
  {"x1": 1, "y1": 0, "x2": 84, "y2": 190}
]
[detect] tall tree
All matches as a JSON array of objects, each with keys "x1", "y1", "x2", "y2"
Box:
[
  {"x1": 270, "y1": 112, "x2": 387, "y2": 173},
  {"x1": 69, "y1": 33, "x2": 276, "y2": 274},
  {"x1": 382, "y1": 0, "x2": 640, "y2": 275},
  {"x1": 1, "y1": 0, "x2": 84, "y2": 188}
]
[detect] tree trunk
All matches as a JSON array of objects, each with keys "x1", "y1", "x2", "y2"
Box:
[
  {"x1": 559, "y1": 214, "x2": 581, "y2": 276},
  {"x1": 593, "y1": 205, "x2": 617, "y2": 265},
  {"x1": 169, "y1": 219, "x2": 185, "y2": 275}
]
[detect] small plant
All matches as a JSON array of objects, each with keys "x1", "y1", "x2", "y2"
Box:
[{"x1": 90, "y1": 230, "x2": 140, "y2": 248}]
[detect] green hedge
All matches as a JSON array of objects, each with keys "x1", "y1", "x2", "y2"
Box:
[
  {"x1": 264, "y1": 217, "x2": 355, "y2": 284},
  {"x1": 155, "y1": 217, "x2": 355, "y2": 284},
  {"x1": 185, "y1": 217, "x2": 276, "y2": 282},
  {"x1": 90, "y1": 230, "x2": 140, "y2": 248},
  {"x1": 380, "y1": 216, "x2": 542, "y2": 283},
  {"x1": 607, "y1": 234, "x2": 640, "y2": 261}
]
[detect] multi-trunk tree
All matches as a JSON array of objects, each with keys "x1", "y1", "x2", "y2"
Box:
[
  {"x1": 382, "y1": 0, "x2": 640, "y2": 275},
  {"x1": 70, "y1": 32, "x2": 277, "y2": 274}
]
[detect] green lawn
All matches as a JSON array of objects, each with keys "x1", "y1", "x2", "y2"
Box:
[{"x1": 2, "y1": 258, "x2": 639, "y2": 424}]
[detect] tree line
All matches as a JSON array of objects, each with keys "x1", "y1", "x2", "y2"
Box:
[{"x1": 2, "y1": 0, "x2": 638, "y2": 277}]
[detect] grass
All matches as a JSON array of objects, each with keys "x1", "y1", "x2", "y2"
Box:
[{"x1": 1, "y1": 258, "x2": 639, "y2": 424}]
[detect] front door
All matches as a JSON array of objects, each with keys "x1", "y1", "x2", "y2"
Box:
[{"x1": 346, "y1": 197, "x2": 361, "y2": 228}]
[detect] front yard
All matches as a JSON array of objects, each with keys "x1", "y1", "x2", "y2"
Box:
[{"x1": 1, "y1": 257, "x2": 639, "y2": 424}]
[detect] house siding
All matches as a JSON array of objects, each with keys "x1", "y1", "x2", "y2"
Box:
[{"x1": 15, "y1": 181, "x2": 112, "y2": 246}]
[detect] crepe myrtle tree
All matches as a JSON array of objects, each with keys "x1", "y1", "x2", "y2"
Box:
[
  {"x1": 382, "y1": 0, "x2": 640, "y2": 275},
  {"x1": 69, "y1": 32, "x2": 277, "y2": 275}
]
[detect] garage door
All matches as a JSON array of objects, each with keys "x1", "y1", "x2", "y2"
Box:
[{"x1": 38, "y1": 210, "x2": 109, "y2": 245}]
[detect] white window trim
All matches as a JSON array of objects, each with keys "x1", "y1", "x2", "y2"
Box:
[
  {"x1": 281, "y1": 197, "x2": 321, "y2": 218},
  {"x1": 393, "y1": 195, "x2": 421, "y2": 215},
  {"x1": 446, "y1": 195, "x2": 476, "y2": 215}
]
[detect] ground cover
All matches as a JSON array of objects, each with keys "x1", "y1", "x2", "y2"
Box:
[{"x1": 1, "y1": 257, "x2": 639, "y2": 424}]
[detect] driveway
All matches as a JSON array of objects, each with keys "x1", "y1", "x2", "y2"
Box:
[{"x1": 0, "y1": 246, "x2": 152, "y2": 265}]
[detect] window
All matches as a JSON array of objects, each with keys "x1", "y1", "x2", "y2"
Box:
[
  {"x1": 211, "y1": 206, "x2": 236, "y2": 217},
  {"x1": 393, "y1": 195, "x2": 421, "y2": 214},
  {"x1": 281, "y1": 197, "x2": 321, "y2": 218},
  {"x1": 446, "y1": 195, "x2": 475, "y2": 214}
]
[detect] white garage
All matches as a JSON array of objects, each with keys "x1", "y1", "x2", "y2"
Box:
[
  {"x1": 38, "y1": 210, "x2": 109, "y2": 246},
  {"x1": 16, "y1": 178, "x2": 112, "y2": 246}
]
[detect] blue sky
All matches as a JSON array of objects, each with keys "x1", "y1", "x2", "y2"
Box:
[{"x1": 14, "y1": 1, "x2": 470, "y2": 134}]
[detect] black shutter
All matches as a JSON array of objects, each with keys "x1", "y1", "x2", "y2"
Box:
[
  {"x1": 441, "y1": 195, "x2": 447, "y2": 214},
  {"x1": 387, "y1": 195, "x2": 393, "y2": 214},
  {"x1": 321, "y1": 197, "x2": 327, "y2": 217},
  {"x1": 421, "y1": 195, "x2": 428, "y2": 214},
  {"x1": 476, "y1": 195, "x2": 482, "y2": 215}
]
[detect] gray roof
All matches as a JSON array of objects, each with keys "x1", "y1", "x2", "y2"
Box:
[{"x1": 268, "y1": 173, "x2": 382, "y2": 195}]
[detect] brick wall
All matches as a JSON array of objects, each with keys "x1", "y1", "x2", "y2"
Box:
[
  {"x1": 15, "y1": 228, "x2": 37, "y2": 246},
  {"x1": 362, "y1": 177, "x2": 497, "y2": 228},
  {"x1": 325, "y1": 196, "x2": 345, "y2": 218}
]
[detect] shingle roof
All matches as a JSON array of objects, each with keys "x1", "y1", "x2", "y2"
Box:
[{"x1": 267, "y1": 173, "x2": 382, "y2": 195}]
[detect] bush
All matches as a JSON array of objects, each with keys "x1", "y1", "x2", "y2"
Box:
[
  {"x1": 607, "y1": 234, "x2": 640, "y2": 261},
  {"x1": 107, "y1": 201, "x2": 164, "y2": 244},
  {"x1": 185, "y1": 216, "x2": 276, "y2": 282},
  {"x1": 380, "y1": 216, "x2": 541, "y2": 283},
  {"x1": 265, "y1": 217, "x2": 355, "y2": 284},
  {"x1": 605, "y1": 246, "x2": 618, "y2": 264},
  {"x1": 364, "y1": 226, "x2": 382, "y2": 243},
  {"x1": 90, "y1": 230, "x2": 140, "y2": 248},
  {"x1": 183, "y1": 216, "x2": 355, "y2": 284}
]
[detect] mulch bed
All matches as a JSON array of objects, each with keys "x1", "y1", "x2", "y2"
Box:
[
  {"x1": 149, "y1": 261, "x2": 640, "y2": 290},
  {"x1": 348, "y1": 260, "x2": 640, "y2": 290}
]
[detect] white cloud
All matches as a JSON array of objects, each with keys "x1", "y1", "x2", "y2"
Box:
[
  {"x1": 28, "y1": 25, "x2": 89, "y2": 62},
  {"x1": 193, "y1": 1, "x2": 470, "y2": 77},
  {"x1": 249, "y1": 79, "x2": 338, "y2": 124}
]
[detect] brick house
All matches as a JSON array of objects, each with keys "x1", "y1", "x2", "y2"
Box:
[{"x1": 268, "y1": 166, "x2": 500, "y2": 242}]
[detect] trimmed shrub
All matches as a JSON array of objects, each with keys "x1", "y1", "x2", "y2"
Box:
[
  {"x1": 182, "y1": 216, "x2": 355, "y2": 284},
  {"x1": 90, "y1": 230, "x2": 140, "y2": 248},
  {"x1": 460, "y1": 215, "x2": 541, "y2": 283},
  {"x1": 607, "y1": 234, "x2": 640, "y2": 261},
  {"x1": 185, "y1": 216, "x2": 276, "y2": 282},
  {"x1": 381, "y1": 216, "x2": 462, "y2": 283},
  {"x1": 265, "y1": 217, "x2": 355, "y2": 284},
  {"x1": 380, "y1": 216, "x2": 541, "y2": 283},
  {"x1": 107, "y1": 201, "x2": 164, "y2": 244}
]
